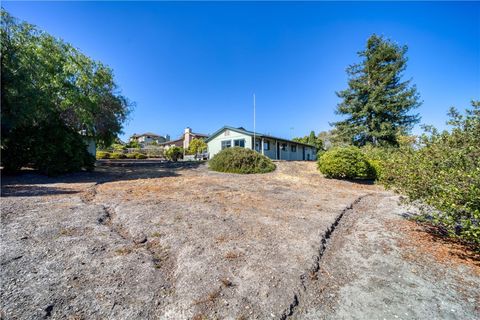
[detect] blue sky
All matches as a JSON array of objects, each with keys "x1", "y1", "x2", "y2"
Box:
[{"x1": 3, "y1": 1, "x2": 479, "y2": 141}]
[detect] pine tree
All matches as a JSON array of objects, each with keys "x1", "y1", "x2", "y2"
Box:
[
  {"x1": 333, "y1": 34, "x2": 421, "y2": 146},
  {"x1": 308, "y1": 131, "x2": 316, "y2": 146}
]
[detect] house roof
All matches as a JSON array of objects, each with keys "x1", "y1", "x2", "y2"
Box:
[
  {"x1": 205, "y1": 126, "x2": 317, "y2": 148},
  {"x1": 131, "y1": 132, "x2": 163, "y2": 139},
  {"x1": 157, "y1": 138, "x2": 183, "y2": 146}
]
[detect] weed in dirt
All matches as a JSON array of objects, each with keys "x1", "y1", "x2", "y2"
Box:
[
  {"x1": 192, "y1": 314, "x2": 206, "y2": 320},
  {"x1": 115, "y1": 247, "x2": 132, "y2": 256},
  {"x1": 225, "y1": 251, "x2": 240, "y2": 260},
  {"x1": 195, "y1": 288, "x2": 222, "y2": 305},
  {"x1": 220, "y1": 277, "x2": 233, "y2": 287},
  {"x1": 215, "y1": 235, "x2": 228, "y2": 243},
  {"x1": 146, "y1": 240, "x2": 169, "y2": 268},
  {"x1": 309, "y1": 270, "x2": 318, "y2": 281},
  {"x1": 58, "y1": 228, "x2": 76, "y2": 237},
  {"x1": 151, "y1": 232, "x2": 161, "y2": 238}
]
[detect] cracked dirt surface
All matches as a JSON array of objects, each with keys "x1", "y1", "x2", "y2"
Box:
[{"x1": 1, "y1": 160, "x2": 478, "y2": 319}]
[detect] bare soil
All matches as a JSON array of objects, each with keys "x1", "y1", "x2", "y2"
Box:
[{"x1": 1, "y1": 160, "x2": 478, "y2": 319}]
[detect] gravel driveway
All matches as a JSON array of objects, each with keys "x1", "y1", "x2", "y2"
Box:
[{"x1": 1, "y1": 160, "x2": 478, "y2": 319}]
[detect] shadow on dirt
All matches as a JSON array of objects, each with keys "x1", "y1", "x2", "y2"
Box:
[
  {"x1": 1, "y1": 160, "x2": 206, "y2": 196},
  {"x1": 1, "y1": 185, "x2": 80, "y2": 197}
]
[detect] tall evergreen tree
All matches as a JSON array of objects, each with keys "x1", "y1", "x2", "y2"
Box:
[
  {"x1": 333, "y1": 34, "x2": 421, "y2": 146},
  {"x1": 307, "y1": 131, "x2": 317, "y2": 146}
]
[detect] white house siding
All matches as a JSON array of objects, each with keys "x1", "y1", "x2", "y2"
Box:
[
  {"x1": 207, "y1": 128, "x2": 317, "y2": 161},
  {"x1": 207, "y1": 130, "x2": 253, "y2": 159}
]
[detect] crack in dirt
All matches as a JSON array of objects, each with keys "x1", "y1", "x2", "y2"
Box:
[
  {"x1": 83, "y1": 182, "x2": 171, "y2": 271},
  {"x1": 280, "y1": 194, "x2": 372, "y2": 320}
]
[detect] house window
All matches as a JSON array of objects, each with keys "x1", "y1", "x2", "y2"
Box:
[
  {"x1": 291, "y1": 145, "x2": 297, "y2": 152},
  {"x1": 234, "y1": 139, "x2": 245, "y2": 148},
  {"x1": 281, "y1": 143, "x2": 287, "y2": 151},
  {"x1": 263, "y1": 141, "x2": 270, "y2": 151},
  {"x1": 221, "y1": 140, "x2": 232, "y2": 150}
]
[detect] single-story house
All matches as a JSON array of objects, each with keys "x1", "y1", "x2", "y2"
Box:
[
  {"x1": 205, "y1": 126, "x2": 317, "y2": 161},
  {"x1": 159, "y1": 127, "x2": 208, "y2": 150}
]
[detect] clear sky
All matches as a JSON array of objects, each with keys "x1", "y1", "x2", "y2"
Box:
[{"x1": 3, "y1": 1, "x2": 479, "y2": 141}]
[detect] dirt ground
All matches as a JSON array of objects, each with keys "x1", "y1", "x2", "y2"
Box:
[{"x1": 1, "y1": 160, "x2": 478, "y2": 319}]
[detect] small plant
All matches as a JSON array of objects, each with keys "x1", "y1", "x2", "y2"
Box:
[
  {"x1": 317, "y1": 146, "x2": 375, "y2": 179},
  {"x1": 209, "y1": 147, "x2": 276, "y2": 174},
  {"x1": 165, "y1": 146, "x2": 184, "y2": 161},
  {"x1": 225, "y1": 251, "x2": 240, "y2": 260},
  {"x1": 115, "y1": 247, "x2": 132, "y2": 255},
  {"x1": 96, "y1": 151, "x2": 111, "y2": 159},
  {"x1": 220, "y1": 277, "x2": 233, "y2": 287},
  {"x1": 135, "y1": 153, "x2": 147, "y2": 159},
  {"x1": 126, "y1": 153, "x2": 137, "y2": 159}
]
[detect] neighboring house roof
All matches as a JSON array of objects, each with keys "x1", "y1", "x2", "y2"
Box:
[
  {"x1": 190, "y1": 132, "x2": 209, "y2": 138},
  {"x1": 139, "y1": 132, "x2": 162, "y2": 138},
  {"x1": 158, "y1": 138, "x2": 183, "y2": 146},
  {"x1": 205, "y1": 126, "x2": 316, "y2": 148},
  {"x1": 131, "y1": 132, "x2": 163, "y2": 139}
]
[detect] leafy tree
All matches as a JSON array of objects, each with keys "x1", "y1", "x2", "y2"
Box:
[
  {"x1": 333, "y1": 34, "x2": 421, "y2": 146},
  {"x1": 187, "y1": 138, "x2": 207, "y2": 155},
  {"x1": 126, "y1": 140, "x2": 141, "y2": 149},
  {"x1": 308, "y1": 131, "x2": 316, "y2": 146},
  {"x1": 292, "y1": 136, "x2": 308, "y2": 144},
  {"x1": 293, "y1": 131, "x2": 324, "y2": 150},
  {"x1": 165, "y1": 146, "x2": 184, "y2": 162},
  {"x1": 1, "y1": 10, "x2": 131, "y2": 174}
]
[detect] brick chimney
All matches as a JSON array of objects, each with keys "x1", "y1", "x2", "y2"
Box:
[{"x1": 183, "y1": 127, "x2": 192, "y2": 150}]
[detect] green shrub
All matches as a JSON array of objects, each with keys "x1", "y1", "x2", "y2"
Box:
[
  {"x1": 318, "y1": 146, "x2": 375, "y2": 179},
  {"x1": 111, "y1": 143, "x2": 126, "y2": 151},
  {"x1": 380, "y1": 102, "x2": 480, "y2": 245},
  {"x1": 165, "y1": 146, "x2": 184, "y2": 162},
  {"x1": 96, "y1": 151, "x2": 111, "y2": 159},
  {"x1": 135, "y1": 153, "x2": 147, "y2": 159},
  {"x1": 110, "y1": 152, "x2": 126, "y2": 159},
  {"x1": 126, "y1": 153, "x2": 137, "y2": 159},
  {"x1": 187, "y1": 138, "x2": 207, "y2": 155},
  {"x1": 2, "y1": 119, "x2": 95, "y2": 176},
  {"x1": 209, "y1": 147, "x2": 276, "y2": 174}
]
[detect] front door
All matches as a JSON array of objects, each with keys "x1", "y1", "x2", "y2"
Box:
[
  {"x1": 276, "y1": 142, "x2": 280, "y2": 160},
  {"x1": 302, "y1": 146, "x2": 305, "y2": 160}
]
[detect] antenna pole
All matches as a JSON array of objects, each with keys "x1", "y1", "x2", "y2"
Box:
[{"x1": 253, "y1": 93, "x2": 256, "y2": 151}]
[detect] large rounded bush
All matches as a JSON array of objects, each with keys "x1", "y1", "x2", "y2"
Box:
[
  {"x1": 209, "y1": 147, "x2": 276, "y2": 174},
  {"x1": 96, "y1": 151, "x2": 111, "y2": 159},
  {"x1": 318, "y1": 146, "x2": 375, "y2": 179}
]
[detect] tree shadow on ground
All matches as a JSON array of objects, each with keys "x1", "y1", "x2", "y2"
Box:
[
  {"x1": 1, "y1": 160, "x2": 206, "y2": 194},
  {"x1": 1, "y1": 185, "x2": 80, "y2": 197}
]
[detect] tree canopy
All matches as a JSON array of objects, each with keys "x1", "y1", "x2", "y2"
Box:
[
  {"x1": 1, "y1": 9, "x2": 132, "y2": 174},
  {"x1": 187, "y1": 138, "x2": 207, "y2": 155},
  {"x1": 293, "y1": 131, "x2": 324, "y2": 150},
  {"x1": 333, "y1": 34, "x2": 421, "y2": 146}
]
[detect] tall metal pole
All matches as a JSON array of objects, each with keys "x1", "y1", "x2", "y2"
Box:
[{"x1": 253, "y1": 93, "x2": 256, "y2": 151}]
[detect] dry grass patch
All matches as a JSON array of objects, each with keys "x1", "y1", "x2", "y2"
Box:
[
  {"x1": 225, "y1": 251, "x2": 241, "y2": 260},
  {"x1": 115, "y1": 247, "x2": 133, "y2": 256}
]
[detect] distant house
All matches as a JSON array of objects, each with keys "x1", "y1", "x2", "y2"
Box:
[
  {"x1": 129, "y1": 132, "x2": 170, "y2": 145},
  {"x1": 205, "y1": 126, "x2": 317, "y2": 161},
  {"x1": 159, "y1": 127, "x2": 208, "y2": 150}
]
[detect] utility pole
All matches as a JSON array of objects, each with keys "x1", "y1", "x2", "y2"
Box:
[{"x1": 253, "y1": 93, "x2": 256, "y2": 151}]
